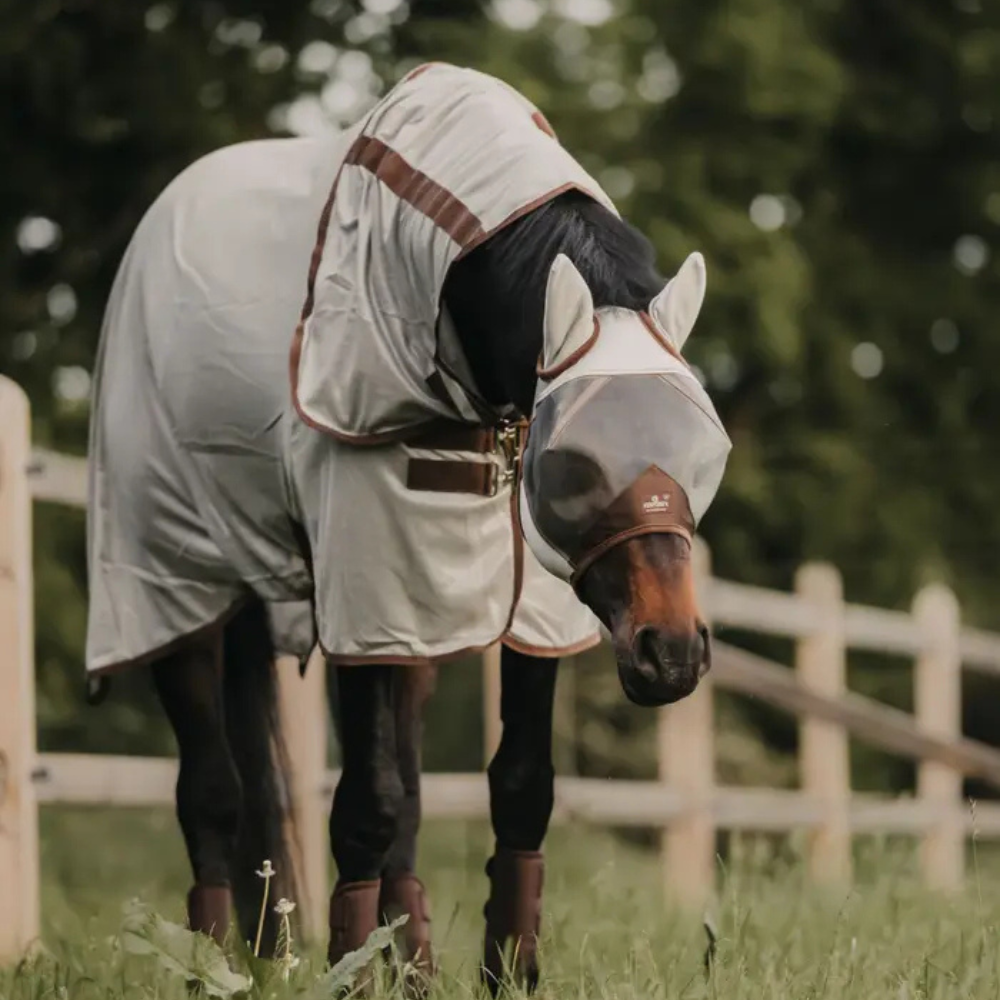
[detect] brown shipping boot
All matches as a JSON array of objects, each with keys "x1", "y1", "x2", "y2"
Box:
[
  {"x1": 328, "y1": 879, "x2": 381, "y2": 968},
  {"x1": 187, "y1": 884, "x2": 233, "y2": 946},
  {"x1": 481, "y1": 849, "x2": 544, "y2": 995},
  {"x1": 380, "y1": 874, "x2": 436, "y2": 978}
]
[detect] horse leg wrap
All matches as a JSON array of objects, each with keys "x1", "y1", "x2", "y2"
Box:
[
  {"x1": 481, "y1": 849, "x2": 544, "y2": 995},
  {"x1": 187, "y1": 884, "x2": 233, "y2": 945},
  {"x1": 328, "y1": 879, "x2": 382, "y2": 968},
  {"x1": 380, "y1": 874, "x2": 436, "y2": 989}
]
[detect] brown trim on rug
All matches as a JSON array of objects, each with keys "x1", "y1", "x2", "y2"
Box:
[
  {"x1": 638, "y1": 311, "x2": 689, "y2": 368},
  {"x1": 501, "y1": 632, "x2": 601, "y2": 659},
  {"x1": 290, "y1": 319, "x2": 460, "y2": 444},
  {"x1": 499, "y1": 443, "x2": 527, "y2": 637},
  {"x1": 536, "y1": 316, "x2": 600, "y2": 381},
  {"x1": 322, "y1": 627, "x2": 507, "y2": 668},
  {"x1": 402, "y1": 62, "x2": 441, "y2": 83},
  {"x1": 300, "y1": 161, "x2": 349, "y2": 323},
  {"x1": 531, "y1": 111, "x2": 557, "y2": 139},
  {"x1": 456, "y1": 182, "x2": 612, "y2": 260},
  {"x1": 327, "y1": 645, "x2": 488, "y2": 668},
  {"x1": 87, "y1": 595, "x2": 249, "y2": 678},
  {"x1": 345, "y1": 136, "x2": 486, "y2": 248}
]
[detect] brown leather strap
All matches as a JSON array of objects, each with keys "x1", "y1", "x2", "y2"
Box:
[
  {"x1": 407, "y1": 419, "x2": 528, "y2": 454},
  {"x1": 407, "y1": 458, "x2": 496, "y2": 496},
  {"x1": 407, "y1": 423, "x2": 499, "y2": 453}
]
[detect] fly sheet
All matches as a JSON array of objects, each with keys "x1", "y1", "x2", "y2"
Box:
[{"x1": 86, "y1": 64, "x2": 604, "y2": 675}]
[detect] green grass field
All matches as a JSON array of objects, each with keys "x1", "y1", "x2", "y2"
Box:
[{"x1": 5, "y1": 806, "x2": 1000, "y2": 998}]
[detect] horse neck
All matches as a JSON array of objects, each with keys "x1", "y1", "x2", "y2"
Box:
[{"x1": 441, "y1": 259, "x2": 543, "y2": 419}]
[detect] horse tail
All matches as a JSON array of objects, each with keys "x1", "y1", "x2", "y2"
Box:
[{"x1": 222, "y1": 595, "x2": 301, "y2": 949}]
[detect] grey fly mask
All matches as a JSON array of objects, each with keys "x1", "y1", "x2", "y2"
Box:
[{"x1": 518, "y1": 252, "x2": 731, "y2": 587}]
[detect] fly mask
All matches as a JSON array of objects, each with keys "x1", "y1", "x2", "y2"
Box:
[{"x1": 518, "y1": 252, "x2": 731, "y2": 590}]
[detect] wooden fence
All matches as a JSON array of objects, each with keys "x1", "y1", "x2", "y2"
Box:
[{"x1": 5, "y1": 373, "x2": 1000, "y2": 957}]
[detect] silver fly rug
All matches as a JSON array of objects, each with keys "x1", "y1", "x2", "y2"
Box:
[{"x1": 86, "y1": 62, "x2": 607, "y2": 674}]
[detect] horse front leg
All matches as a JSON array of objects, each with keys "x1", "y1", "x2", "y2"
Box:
[
  {"x1": 482, "y1": 647, "x2": 559, "y2": 995},
  {"x1": 152, "y1": 628, "x2": 241, "y2": 946},
  {"x1": 379, "y1": 664, "x2": 437, "y2": 977},
  {"x1": 327, "y1": 662, "x2": 402, "y2": 967}
]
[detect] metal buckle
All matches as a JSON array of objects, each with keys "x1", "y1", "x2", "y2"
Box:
[
  {"x1": 487, "y1": 421, "x2": 522, "y2": 497},
  {"x1": 486, "y1": 462, "x2": 501, "y2": 498}
]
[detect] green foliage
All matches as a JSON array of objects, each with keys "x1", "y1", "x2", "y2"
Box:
[
  {"x1": 118, "y1": 898, "x2": 405, "y2": 999},
  {"x1": 120, "y1": 900, "x2": 253, "y2": 997}
]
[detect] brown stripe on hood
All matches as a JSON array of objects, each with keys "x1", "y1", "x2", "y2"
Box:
[
  {"x1": 345, "y1": 135, "x2": 486, "y2": 249},
  {"x1": 532, "y1": 110, "x2": 557, "y2": 139}
]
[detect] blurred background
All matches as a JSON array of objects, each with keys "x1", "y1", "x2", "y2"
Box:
[{"x1": 4, "y1": 0, "x2": 1000, "y2": 813}]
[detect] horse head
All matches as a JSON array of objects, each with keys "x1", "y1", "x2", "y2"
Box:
[{"x1": 519, "y1": 251, "x2": 730, "y2": 706}]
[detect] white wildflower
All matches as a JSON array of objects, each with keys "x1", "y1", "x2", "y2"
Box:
[
  {"x1": 255, "y1": 859, "x2": 275, "y2": 878},
  {"x1": 274, "y1": 898, "x2": 296, "y2": 916}
]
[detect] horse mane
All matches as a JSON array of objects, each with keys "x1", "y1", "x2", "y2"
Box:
[{"x1": 442, "y1": 191, "x2": 665, "y2": 414}]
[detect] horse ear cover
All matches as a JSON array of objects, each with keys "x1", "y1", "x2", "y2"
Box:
[
  {"x1": 540, "y1": 254, "x2": 595, "y2": 374},
  {"x1": 648, "y1": 251, "x2": 707, "y2": 352}
]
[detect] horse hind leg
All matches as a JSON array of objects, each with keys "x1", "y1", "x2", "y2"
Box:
[
  {"x1": 221, "y1": 597, "x2": 297, "y2": 956},
  {"x1": 327, "y1": 662, "x2": 404, "y2": 968},
  {"x1": 152, "y1": 627, "x2": 240, "y2": 946}
]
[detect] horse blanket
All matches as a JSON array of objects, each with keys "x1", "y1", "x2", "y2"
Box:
[{"x1": 86, "y1": 64, "x2": 605, "y2": 674}]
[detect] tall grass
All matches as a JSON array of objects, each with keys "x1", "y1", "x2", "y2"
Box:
[{"x1": 4, "y1": 806, "x2": 1000, "y2": 998}]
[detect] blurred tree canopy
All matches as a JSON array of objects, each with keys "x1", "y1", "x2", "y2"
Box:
[{"x1": 3, "y1": 0, "x2": 1000, "y2": 788}]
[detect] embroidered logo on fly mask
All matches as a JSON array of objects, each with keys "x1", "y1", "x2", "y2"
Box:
[{"x1": 642, "y1": 494, "x2": 671, "y2": 514}]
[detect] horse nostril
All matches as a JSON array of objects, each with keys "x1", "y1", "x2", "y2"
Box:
[
  {"x1": 697, "y1": 623, "x2": 711, "y2": 678},
  {"x1": 633, "y1": 627, "x2": 663, "y2": 682},
  {"x1": 633, "y1": 627, "x2": 706, "y2": 674}
]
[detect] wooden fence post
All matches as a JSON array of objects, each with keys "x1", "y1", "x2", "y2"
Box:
[
  {"x1": 796, "y1": 563, "x2": 851, "y2": 882},
  {"x1": 0, "y1": 377, "x2": 40, "y2": 960},
  {"x1": 659, "y1": 537, "x2": 715, "y2": 906},
  {"x1": 913, "y1": 584, "x2": 963, "y2": 890},
  {"x1": 277, "y1": 649, "x2": 328, "y2": 942},
  {"x1": 482, "y1": 643, "x2": 502, "y2": 768}
]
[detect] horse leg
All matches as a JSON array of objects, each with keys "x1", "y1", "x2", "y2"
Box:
[
  {"x1": 482, "y1": 647, "x2": 559, "y2": 995},
  {"x1": 380, "y1": 664, "x2": 437, "y2": 976},
  {"x1": 327, "y1": 662, "x2": 403, "y2": 966},
  {"x1": 221, "y1": 598, "x2": 296, "y2": 955},
  {"x1": 152, "y1": 628, "x2": 240, "y2": 946}
]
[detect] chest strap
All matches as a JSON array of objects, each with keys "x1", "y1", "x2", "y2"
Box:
[{"x1": 405, "y1": 420, "x2": 527, "y2": 497}]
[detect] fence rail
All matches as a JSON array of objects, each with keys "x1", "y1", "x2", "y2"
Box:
[
  {"x1": 4, "y1": 375, "x2": 1000, "y2": 958},
  {"x1": 31, "y1": 753, "x2": 1000, "y2": 835}
]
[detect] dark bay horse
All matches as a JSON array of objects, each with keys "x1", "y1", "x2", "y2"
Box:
[{"x1": 86, "y1": 84, "x2": 723, "y2": 991}]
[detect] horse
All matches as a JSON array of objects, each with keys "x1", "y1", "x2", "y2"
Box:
[{"x1": 84, "y1": 63, "x2": 729, "y2": 991}]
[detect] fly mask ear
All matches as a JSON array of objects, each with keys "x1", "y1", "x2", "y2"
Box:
[
  {"x1": 538, "y1": 254, "x2": 597, "y2": 379},
  {"x1": 648, "y1": 251, "x2": 707, "y2": 352}
]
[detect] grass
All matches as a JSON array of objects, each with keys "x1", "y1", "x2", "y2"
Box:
[{"x1": 5, "y1": 806, "x2": 1000, "y2": 997}]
